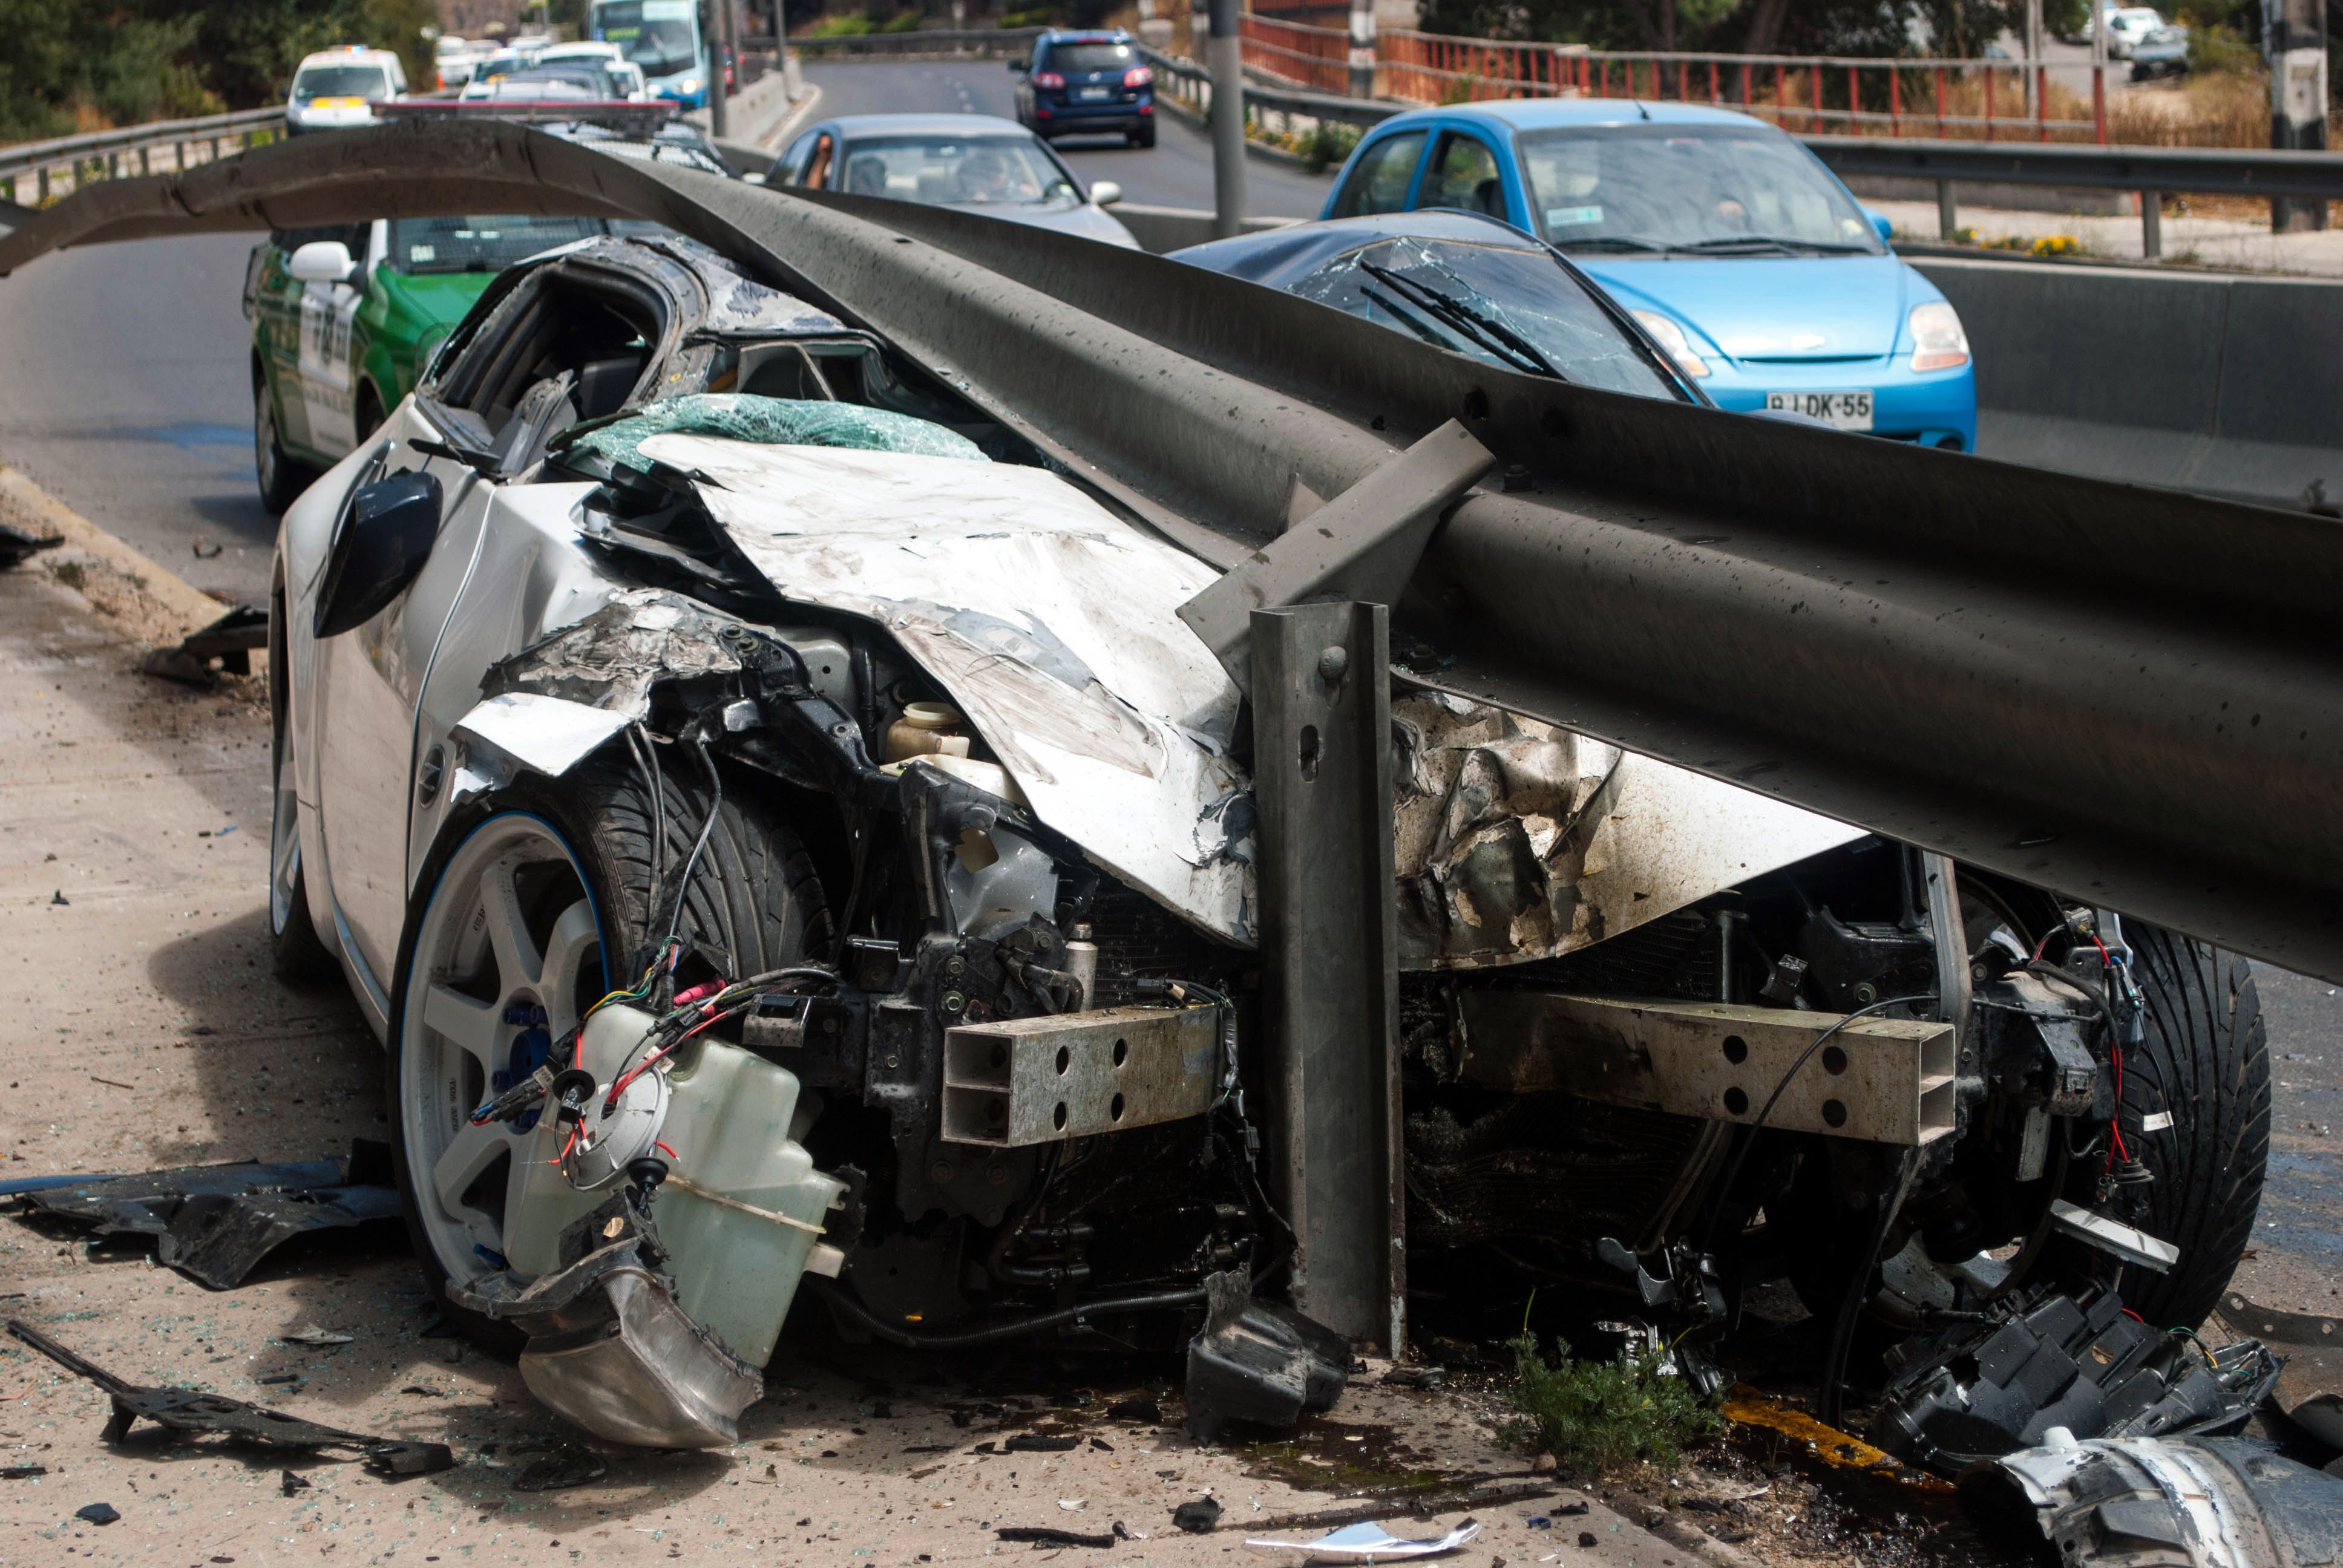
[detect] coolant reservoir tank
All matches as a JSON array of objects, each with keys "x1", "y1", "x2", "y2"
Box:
[
  {"x1": 654, "y1": 1039, "x2": 846, "y2": 1370},
  {"x1": 883, "y1": 700, "x2": 972, "y2": 763}
]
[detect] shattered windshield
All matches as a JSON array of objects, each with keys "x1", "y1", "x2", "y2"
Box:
[
  {"x1": 837, "y1": 136, "x2": 1079, "y2": 209},
  {"x1": 1286, "y1": 236, "x2": 1679, "y2": 397},
  {"x1": 1518, "y1": 123, "x2": 1884, "y2": 255}
]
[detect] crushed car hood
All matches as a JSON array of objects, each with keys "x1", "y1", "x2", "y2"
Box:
[
  {"x1": 661, "y1": 433, "x2": 1864, "y2": 962},
  {"x1": 649, "y1": 434, "x2": 1255, "y2": 942}
]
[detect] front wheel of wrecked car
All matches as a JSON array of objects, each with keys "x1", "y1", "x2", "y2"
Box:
[
  {"x1": 253, "y1": 376, "x2": 312, "y2": 515},
  {"x1": 384, "y1": 762, "x2": 830, "y2": 1350},
  {"x1": 2042, "y1": 924, "x2": 2271, "y2": 1329}
]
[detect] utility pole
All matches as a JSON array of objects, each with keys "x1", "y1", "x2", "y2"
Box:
[
  {"x1": 1208, "y1": 0, "x2": 1247, "y2": 239},
  {"x1": 2268, "y1": 0, "x2": 2330, "y2": 231},
  {"x1": 1347, "y1": 0, "x2": 1375, "y2": 98},
  {"x1": 707, "y1": 0, "x2": 730, "y2": 138},
  {"x1": 2024, "y1": 0, "x2": 2042, "y2": 117}
]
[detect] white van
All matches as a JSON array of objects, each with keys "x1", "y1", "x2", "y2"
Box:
[{"x1": 286, "y1": 47, "x2": 407, "y2": 134}]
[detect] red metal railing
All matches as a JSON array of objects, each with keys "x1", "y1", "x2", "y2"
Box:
[{"x1": 1240, "y1": 15, "x2": 2107, "y2": 144}]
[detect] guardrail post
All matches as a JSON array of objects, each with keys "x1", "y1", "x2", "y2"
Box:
[
  {"x1": 37, "y1": 166, "x2": 49, "y2": 203},
  {"x1": 1209, "y1": 0, "x2": 1247, "y2": 238},
  {"x1": 2141, "y1": 189, "x2": 2161, "y2": 258},
  {"x1": 1251, "y1": 600, "x2": 1403, "y2": 1354},
  {"x1": 174, "y1": 140, "x2": 185, "y2": 172},
  {"x1": 1937, "y1": 179, "x2": 1957, "y2": 238}
]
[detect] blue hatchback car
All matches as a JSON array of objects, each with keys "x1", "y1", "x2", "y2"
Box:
[
  {"x1": 1011, "y1": 30, "x2": 1156, "y2": 148},
  {"x1": 1323, "y1": 100, "x2": 1976, "y2": 449}
]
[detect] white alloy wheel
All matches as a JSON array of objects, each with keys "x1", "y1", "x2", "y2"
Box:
[{"x1": 398, "y1": 812, "x2": 608, "y2": 1285}]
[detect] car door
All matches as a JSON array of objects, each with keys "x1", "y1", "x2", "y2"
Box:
[
  {"x1": 297, "y1": 221, "x2": 371, "y2": 459},
  {"x1": 310, "y1": 276, "x2": 537, "y2": 1001},
  {"x1": 254, "y1": 229, "x2": 327, "y2": 455},
  {"x1": 1411, "y1": 129, "x2": 1511, "y2": 221}
]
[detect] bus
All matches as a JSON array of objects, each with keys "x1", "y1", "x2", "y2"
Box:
[{"x1": 588, "y1": 0, "x2": 709, "y2": 107}]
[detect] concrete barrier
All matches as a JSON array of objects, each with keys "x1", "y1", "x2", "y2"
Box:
[{"x1": 1913, "y1": 257, "x2": 2343, "y2": 510}]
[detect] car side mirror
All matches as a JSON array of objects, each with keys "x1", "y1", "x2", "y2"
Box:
[
  {"x1": 315, "y1": 470, "x2": 442, "y2": 639},
  {"x1": 1866, "y1": 209, "x2": 1893, "y2": 243},
  {"x1": 1090, "y1": 180, "x2": 1122, "y2": 207},
  {"x1": 288, "y1": 240, "x2": 356, "y2": 284}
]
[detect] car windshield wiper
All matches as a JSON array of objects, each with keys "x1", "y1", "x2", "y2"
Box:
[
  {"x1": 1355, "y1": 260, "x2": 1561, "y2": 381},
  {"x1": 1673, "y1": 235, "x2": 1874, "y2": 254},
  {"x1": 1552, "y1": 235, "x2": 1671, "y2": 253}
]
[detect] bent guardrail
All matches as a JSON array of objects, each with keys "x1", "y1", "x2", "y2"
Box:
[{"x1": 1, "y1": 106, "x2": 284, "y2": 207}]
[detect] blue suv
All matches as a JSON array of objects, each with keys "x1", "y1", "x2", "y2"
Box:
[{"x1": 1012, "y1": 30, "x2": 1156, "y2": 148}]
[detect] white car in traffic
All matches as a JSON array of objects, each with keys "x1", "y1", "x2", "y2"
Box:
[{"x1": 284, "y1": 47, "x2": 407, "y2": 134}]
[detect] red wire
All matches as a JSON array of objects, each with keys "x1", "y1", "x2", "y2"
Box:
[
  {"x1": 551, "y1": 1122, "x2": 580, "y2": 1168},
  {"x1": 2120, "y1": 1307, "x2": 2145, "y2": 1323},
  {"x1": 654, "y1": 1140, "x2": 677, "y2": 1161}
]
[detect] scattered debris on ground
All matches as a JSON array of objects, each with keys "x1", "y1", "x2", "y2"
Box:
[
  {"x1": 141, "y1": 603, "x2": 267, "y2": 687},
  {"x1": 8, "y1": 1320, "x2": 456, "y2": 1478},
  {"x1": 11, "y1": 1140, "x2": 402, "y2": 1289},
  {"x1": 1244, "y1": 1515, "x2": 1481, "y2": 1560}
]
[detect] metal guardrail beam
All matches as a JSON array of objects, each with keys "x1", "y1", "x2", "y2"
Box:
[
  {"x1": 1806, "y1": 133, "x2": 2343, "y2": 201},
  {"x1": 4, "y1": 122, "x2": 2341, "y2": 982},
  {"x1": 0, "y1": 106, "x2": 283, "y2": 187}
]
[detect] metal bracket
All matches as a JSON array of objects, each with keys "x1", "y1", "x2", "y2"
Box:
[
  {"x1": 1251, "y1": 601, "x2": 1403, "y2": 1352},
  {"x1": 1178, "y1": 422, "x2": 1493, "y2": 697}
]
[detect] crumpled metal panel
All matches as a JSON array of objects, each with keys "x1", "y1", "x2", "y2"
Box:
[
  {"x1": 657, "y1": 433, "x2": 1254, "y2": 942},
  {"x1": 1392, "y1": 690, "x2": 1860, "y2": 969}
]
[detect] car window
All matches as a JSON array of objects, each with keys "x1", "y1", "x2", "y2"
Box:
[
  {"x1": 1417, "y1": 132, "x2": 1506, "y2": 218},
  {"x1": 271, "y1": 223, "x2": 370, "y2": 260},
  {"x1": 776, "y1": 129, "x2": 818, "y2": 183},
  {"x1": 1330, "y1": 132, "x2": 1426, "y2": 218},
  {"x1": 1285, "y1": 235, "x2": 1679, "y2": 400},
  {"x1": 802, "y1": 133, "x2": 836, "y2": 190},
  {"x1": 1518, "y1": 123, "x2": 1883, "y2": 255},
  {"x1": 385, "y1": 215, "x2": 614, "y2": 274},
  {"x1": 1046, "y1": 42, "x2": 1135, "y2": 73},
  {"x1": 292, "y1": 65, "x2": 393, "y2": 99},
  {"x1": 836, "y1": 136, "x2": 1079, "y2": 209}
]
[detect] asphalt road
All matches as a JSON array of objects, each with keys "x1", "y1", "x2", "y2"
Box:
[
  {"x1": 0, "y1": 231, "x2": 277, "y2": 603},
  {"x1": 799, "y1": 57, "x2": 1337, "y2": 217}
]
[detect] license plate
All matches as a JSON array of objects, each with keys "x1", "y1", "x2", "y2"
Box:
[
  {"x1": 1765, "y1": 390, "x2": 1873, "y2": 431},
  {"x1": 1076, "y1": 85, "x2": 1112, "y2": 100}
]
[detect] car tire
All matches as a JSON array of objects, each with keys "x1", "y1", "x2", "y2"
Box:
[
  {"x1": 254, "y1": 371, "x2": 312, "y2": 515},
  {"x1": 267, "y1": 586, "x2": 337, "y2": 985},
  {"x1": 2052, "y1": 924, "x2": 2272, "y2": 1329},
  {"x1": 384, "y1": 758, "x2": 831, "y2": 1350},
  {"x1": 1132, "y1": 125, "x2": 1156, "y2": 149}
]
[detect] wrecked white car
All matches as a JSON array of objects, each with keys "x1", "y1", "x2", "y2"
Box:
[{"x1": 260, "y1": 225, "x2": 2269, "y2": 1452}]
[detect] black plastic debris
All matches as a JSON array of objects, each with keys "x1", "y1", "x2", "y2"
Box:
[
  {"x1": 1173, "y1": 1497, "x2": 1224, "y2": 1533},
  {"x1": 1962, "y1": 1433, "x2": 2343, "y2": 1567},
  {"x1": 1106, "y1": 1397, "x2": 1162, "y2": 1423},
  {"x1": 8, "y1": 1321, "x2": 453, "y2": 1479},
  {"x1": 1183, "y1": 1270, "x2": 1351, "y2": 1445},
  {"x1": 1872, "y1": 1285, "x2": 2277, "y2": 1475},
  {"x1": 3, "y1": 1464, "x2": 48, "y2": 1479},
  {"x1": 280, "y1": 1471, "x2": 312, "y2": 1497},
  {"x1": 14, "y1": 1142, "x2": 401, "y2": 1290},
  {"x1": 511, "y1": 1442, "x2": 608, "y2": 1493},
  {"x1": 142, "y1": 604, "x2": 268, "y2": 688},
  {"x1": 74, "y1": 1502, "x2": 120, "y2": 1526},
  {"x1": 0, "y1": 520, "x2": 62, "y2": 569},
  {"x1": 1001, "y1": 1432, "x2": 1080, "y2": 1453},
  {"x1": 995, "y1": 1524, "x2": 1127, "y2": 1549}
]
